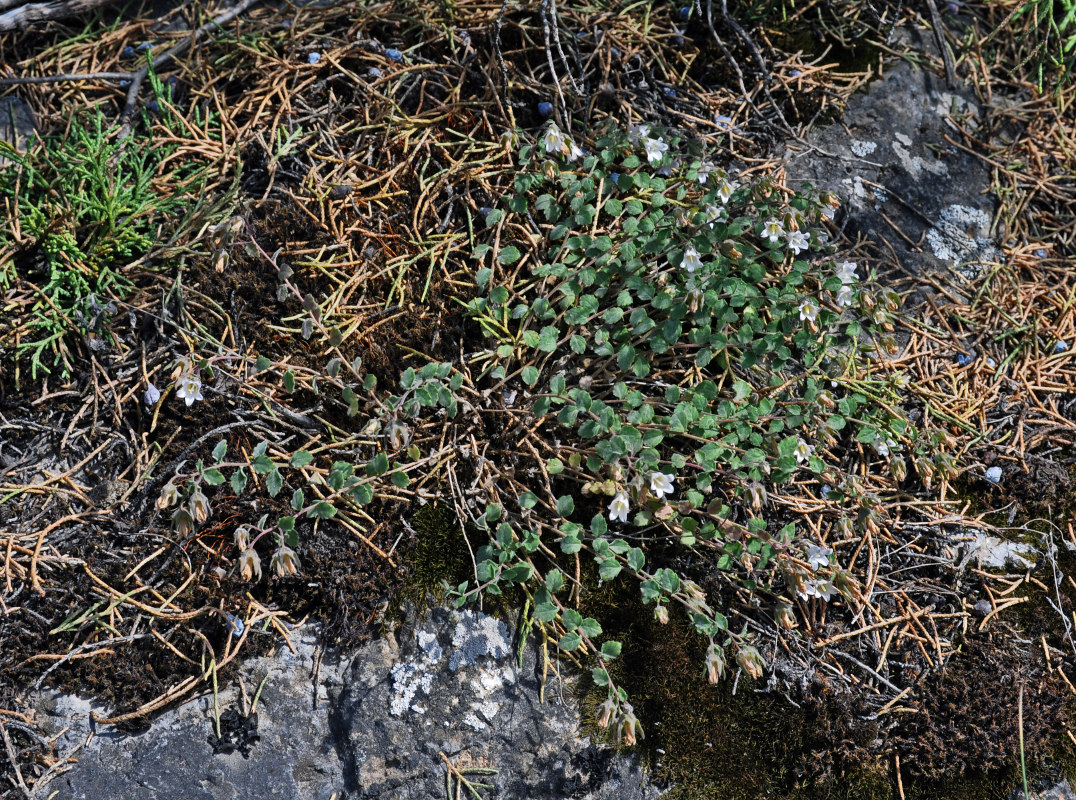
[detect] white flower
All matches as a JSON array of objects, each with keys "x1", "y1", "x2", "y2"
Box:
[
  {"x1": 786, "y1": 230, "x2": 810, "y2": 255},
  {"x1": 873, "y1": 438, "x2": 895, "y2": 458},
  {"x1": 806, "y1": 544, "x2": 833, "y2": 571},
  {"x1": 836, "y1": 284, "x2": 856, "y2": 308},
  {"x1": 649, "y1": 471, "x2": 675, "y2": 499},
  {"x1": 681, "y1": 245, "x2": 702, "y2": 273},
  {"x1": 627, "y1": 123, "x2": 651, "y2": 144},
  {"x1": 697, "y1": 162, "x2": 714, "y2": 185},
  {"x1": 761, "y1": 218, "x2": 784, "y2": 244},
  {"x1": 175, "y1": 372, "x2": 204, "y2": 406},
  {"x1": 608, "y1": 490, "x2": 630, "y2": 523},
  {"x1": 566, "y1": 139, "x2": 583, "y2": 161},
  {"x1": 238, "y1": 548, "x2": 262, "y2": 582},
  {"x1": 815, "y1": 580, "x2": 838, "y2": 601},
  {"x1": 541, "y1": 123, "x2": 566, "y2": 155},
  {"x1": 836, "y1": 260, "x2": 858, "y2": 284},
  {"x1": 271, "y1": 544, "x2": 301, "y2": 577},
  {"x1": 793, "y1": 438, "x2": 814, "y2": 464},
  {"x1": 144, "y1": 383, "x2": 161, "y2": 406},
  {"x1": 704, "y1": 204, "x2": 725, "y2": 227},
  {"x1": 716, "y1": 178, "x2": 737, "y2": 204},
  {"x1": 821, "y1": 204, "x2": 837, "y2": 220},
  {"x1": 643, "y1": 137, "x2": 669, "y2": 165},
  {"x1": 798, "y1": 298, "x2": 819, "y2": 323}
]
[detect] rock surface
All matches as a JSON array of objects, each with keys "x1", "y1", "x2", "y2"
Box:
[
  {"x1": 784, "y1": 43, "x2": 997, "y2": 282},
  {"x1": 34, "y1": 608, "x2": 660, "y2": 800}
]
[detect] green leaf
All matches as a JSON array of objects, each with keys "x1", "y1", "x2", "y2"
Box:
[
  {"x1": 283, "y1": 370, "x2": 296, "y2": 393},
  {"x1": 278, "y1": 515, "x2": 296, "y2": 532},
  {"x1": 562, "y1": 609, "x2": 583, "y2": 629},
  {"x1": 598, "y1": 558, "x2": 622, "y2": 580},
  {"x1": 503, "y1": 563, "x2": 533, "y2": 583},
  {"x1": 252, "y1": 454, "x2": 275, "y2": 475},
  {"x1": 291, "y1": 488, "x2": 305, "y2": 511},
  {"x1": 579, "y1": 617, "x2": 602, "y2": 638},
  {"x1": 266, "y1": 467, "x2": 284, "y2": 497},
  {"x1": 390, "y1": 471, "x2": 410, "y2": 488},
  {"x1": 203, "y1": 468, "x2": 225, "y2": 486},
  {"x1": 537, "y1": 326, "x2": 559, "y2": 352},
  {"x1": 309, "y1": 501, "x2": 337, "y2": 519},
  {"x1": 546, "y1": 457, "x2": 564, "y2": 474},
  {"x1": 497, "y1": 245, "x2": 521, "y2": 265},
  {"x1": 255, "y1": 355, "x2": 272, "y2": 372},
  {"x1": 212, "y1": 439, "x2": 227, "y2": 463},
  {"x1": 592, "y1": 667, "x2": 610, "y2": 686},
  {"x1": 556, "y1": 495, "x2": 575, "y2": 517},
  {"x1": 600, "y1": 640, "x2": 622, "y2": 660},
  {"x1": 349, "y1": 483, "x2": 374, "y2": 505},
  {"x1": 558, "y1": 632, "x2": 582, "y2": 652},
  {"x1": 366, "y1": 453, "x2": 389, "y2": 476},
  {"x1": 290, "y1": 450, "x2": 313, "y2": 468},
  {"x1": 546, "y1": 570, "x2": 565, "y2": 593},
  {"x1": 521, "y1": 365, "x2": 539, "y2": 386},
  {"x1": 230, "y1": 468, "x2": 248, "y2": 495}
]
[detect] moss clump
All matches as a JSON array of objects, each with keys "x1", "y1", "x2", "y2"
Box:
[
  {"x1": 386, "y1": 502, "x2": 475, "y2": 622},
  {"x1": 576, "y1": 565, "x2": 1073, "y2": 800}
]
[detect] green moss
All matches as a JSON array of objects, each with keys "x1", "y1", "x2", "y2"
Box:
[{"x1": 387, "y1": 502, "x2": 475, "y2": 621}]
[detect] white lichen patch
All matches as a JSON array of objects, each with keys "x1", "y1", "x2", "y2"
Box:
[
  {"x1": 389, "y1": 662, "x2": 436, "y2": 716},
  {"x1": 850, "y1": 139, "x2": 877, "y2": 157},
  {"x1": 926, "y1": 204, "x2": 998, "y2": 278}
]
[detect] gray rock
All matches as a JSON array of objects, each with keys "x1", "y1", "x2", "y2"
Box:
[
  {"x1": 784, "y1": 52, "x2": 997, "y2": 282},
  {"x1": 35, "y1": 609, "x2": 660, "y2": 800}
]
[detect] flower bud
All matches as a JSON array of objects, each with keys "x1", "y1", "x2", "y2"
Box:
[
  {"x1": 157, "y1": 481, "x2": 179, "y2": 510},
  {"x1": 654, "y1": 605, "x2": 669, "y2": 625},
  {"x1": 682, "y1": 580, "x2": 705, "y2": 601},
  {"x1": 171, "y1": 507, "x2": 194, "y2": 536},
  {"x1": 596, "y1": 696, "x2": 617, "y2": 729},
  {"x1": 189, "y1": 489, "x2": 210, "y2": 524},
  {"x1": 746, "y1": 481, "x2": 766, "y2": 511},
  {"x1": 234, "y1": 526, "x2": 250, "y2": 551},
  {"x1": 704, "y1": 645, "x2": 726, "y2": 684},
  {"x1": 271, "y1": 544, "x2": 301, "y2": 577},
  {"x1": 736, "y1": 645, "x2": 765, "y2": 680},
  {"x1": 719, "y1": 239, "x2": 742, "y2": 259},
  {"x1": 616, "y1": 702, "x2": 643, "y2": 745},
  {"x1": 238, "y1": 548, "x2": 262, "y2": 582},
  {"x1": 775, "y1": 601, "x2": 797, "y2": 631},
  {"x1": 890, "y1": 456, "x2": 907, "y2": 483}
]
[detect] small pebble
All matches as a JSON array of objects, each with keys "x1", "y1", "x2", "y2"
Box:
[
  {"x1": 972, "y1": 598, "x2": 992, "y2": 617},
  {"x1": 663, "y1": 87, "x2": 677, "y2": 98},
  {"x1": 955, "y1": 350, "x2": 976, "y2": 366},
  {"x1": 479, "y1": 206, "x2": 493, "y2": 218},
  {"x1": 715, "y1": 114, "x2": 733, "y2": 126},
  {"x1": 119, "y1": 80, "x2": 131, "y2": 88},
  {"x1": 537, "y1": 101, "x2": 554, "y2": 117},
  {"x1": 143, "y1": 384, "x2": 160, "y2": 406},
  {"x1": 458, "y1": 30, "x2": 472, "y2": 46},
  {"x1": 308, "y1": 51, "x2": 321, "y2": 64},
  {"x1": 1055, "y1": 340, "x2": 1070, "y2": 353},
  {"x1": 121, "y1": 45, "x2": 135, "y2": 59},
  {"x1": 136, "y1": 42, "x2": 153, "y2": 53},
  {"x1": 608, "y1": 172, "x2": 619, "y2": 186},
  {"x1": 385, "y1": 48, "x2": 403, "y2": 62},
  {"x1": 985, "y1": 357, "x2": 997, "y2": 368},
  {"x1": 1035, "y1": 248, "x2": 1048, "y2": 258},
  {"x1": 146, "y1": 99, "x2": 159, "y2": 113},
  {"x1": 679, "y1": 6, "x2": 690, "y2": 20},
  {"x1": 789, "y1": 69, "x2": 803, "y2": 77},
  {"x1": 985, "y1": 466, "x2": 1003, "y2": 484},
  {"x1": 368, "y1": 67, "x2": 382, "y2": 77}
]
